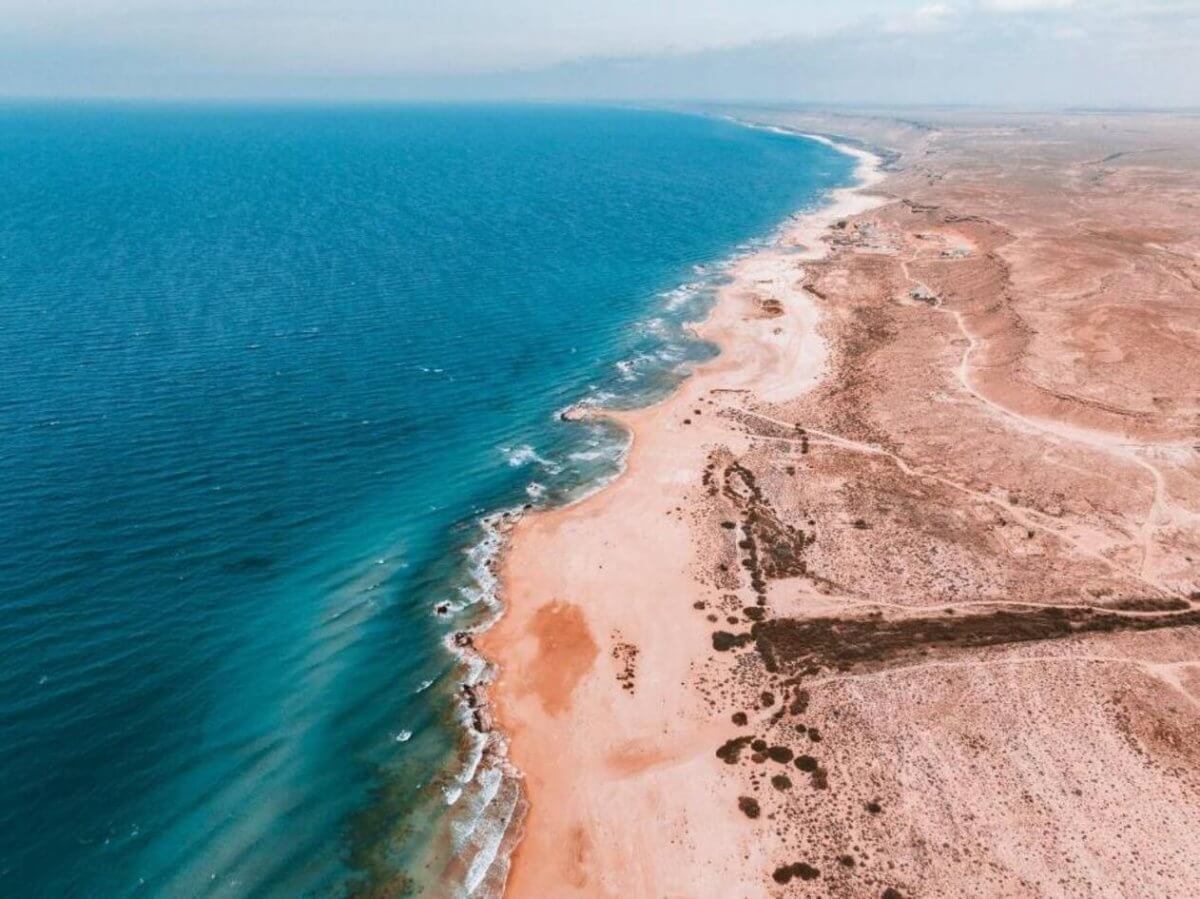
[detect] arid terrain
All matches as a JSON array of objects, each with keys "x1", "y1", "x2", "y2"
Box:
[{"x1": 480, "y1": 109, "x2": 1200, "y2": 897}]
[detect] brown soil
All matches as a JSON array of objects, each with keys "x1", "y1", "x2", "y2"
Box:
[{"x1": 526, "y1": 601, "x2": 598, "y2": 716}]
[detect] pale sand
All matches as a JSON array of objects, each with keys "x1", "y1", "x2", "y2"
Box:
[{"x1": 478, "y1": 135, "x2": 884, "y2": 897}]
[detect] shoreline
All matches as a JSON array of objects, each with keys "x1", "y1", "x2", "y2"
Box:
[
  {"x1": 412, "y1": 122, "x2": 848, "y2": 897},
  {"x1": 473, "y1": 131, "x2": 886, "y2": 896}
]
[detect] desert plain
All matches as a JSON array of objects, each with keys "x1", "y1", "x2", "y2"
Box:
[{"x1": 479, "y1": 108, "x2": 1200, "y2": 898}]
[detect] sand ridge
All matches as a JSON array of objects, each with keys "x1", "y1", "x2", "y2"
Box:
[{"x1": 481, "y1": 109, "x2": 1200, "y2": 897}]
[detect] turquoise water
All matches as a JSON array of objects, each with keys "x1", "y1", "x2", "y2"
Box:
[{"x1": 0, "y1": 104, "x2": 853, "y2": 896}]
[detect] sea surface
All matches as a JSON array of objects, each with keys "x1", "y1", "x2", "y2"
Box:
[{"x1": 0, "y1": 103, "x2": 854, "y2": 896}]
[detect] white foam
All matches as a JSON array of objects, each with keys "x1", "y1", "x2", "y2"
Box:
[
  {"x1": 446, "y1": 724, "x2": 488, "y2": 806},
  {"x1": 455, "y1": 516, "x2": 506, "y2": 610},
  {"x1": 613, "y1": 358, "x2": 638, "y2": 381},
  {"x1": 614, "y1": 351, "x2": 664, "y2": 382},
  {"x1": 567, "y1": 432, "x2": 626, "y2": 465},
  {"x1": 656, "y1": 344, "x2": 685, "y2": 363},
  {"x1": 454, "y1": 765, "x2": 522, "y2": 896},
  {"x1": 571, "y1": 389, "x2": 617, "y2": 412},
  {"x1": 499, "y1": 444, "x2": 562, "y2": 474},
  {"x1": 660, "y1": 278, "x2": 713, "y2": 312}
]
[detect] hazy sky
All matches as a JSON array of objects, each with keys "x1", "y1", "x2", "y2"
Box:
[{"x1": 2, "y1": 0, "x2": 1198, "y2": 105}]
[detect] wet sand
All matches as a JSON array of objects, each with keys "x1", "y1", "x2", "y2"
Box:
[{"x1": 480, "y1": 110, "x2": 1200, "y2": 896}]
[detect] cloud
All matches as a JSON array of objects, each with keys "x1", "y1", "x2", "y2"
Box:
[
  {"x1": 886, "y1": 3, "x2": 961, "y2": 32},
  {"x1": 467, "y1": 1, "x2": 1200, "y2": 109},
  {"x1": 981, "y1": 0, "x2": 1076, "y2": 11},
  {"x1": 0, "y1": 0, "x2": 1197, "y2": 104}
]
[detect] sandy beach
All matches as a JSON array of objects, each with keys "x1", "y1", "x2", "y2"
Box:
[{"x1": 479, "y1": 109, "x2": 1200, "y2": 897}]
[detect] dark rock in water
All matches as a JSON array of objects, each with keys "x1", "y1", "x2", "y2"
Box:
[
  {"x1": 459, "y1": 684, "x2": 493, "y2": 733},
  {"x1": 737, "y1": 796, "x2": 761, "y2": 819},
  {"x1": 795, "y1": 754, "x2": 818, "y2": 772},
  {"x1": 882, "y1": 889, "x2": 904, "y2": 899},
  {"x1": 731, "y1": 711, "x2": 748, "y2": 726},
  {"x1": 771, "y1": 774, "x2": 792, "y2": 791}
]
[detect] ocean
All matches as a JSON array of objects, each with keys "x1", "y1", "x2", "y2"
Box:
[{"x1": 0, "y1": 103, "x2": 854, "y2": 896}]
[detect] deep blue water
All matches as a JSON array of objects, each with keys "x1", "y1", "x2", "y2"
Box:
[{"x1": 0, "y1": 104, "x2": 853, "y2": 897}]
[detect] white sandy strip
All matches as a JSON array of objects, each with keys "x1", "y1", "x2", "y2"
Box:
[{"x1": 705, "y1": 128, "x2": 887, "y2": 404}]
